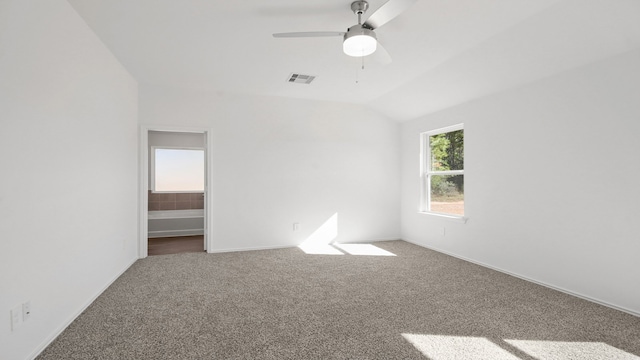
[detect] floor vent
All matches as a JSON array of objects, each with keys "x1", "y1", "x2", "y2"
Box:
[{"x1": 287, "y1": 73, "x2": 316, "y2": 84}]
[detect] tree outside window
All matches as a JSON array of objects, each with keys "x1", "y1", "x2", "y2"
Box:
[{"x1": 421, "y1": 126, "x2": 464, "y2": 216}]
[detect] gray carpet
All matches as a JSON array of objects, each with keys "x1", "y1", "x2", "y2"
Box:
[{"x1": 38, "y1": 240, "x2": 640, "y2": 359}]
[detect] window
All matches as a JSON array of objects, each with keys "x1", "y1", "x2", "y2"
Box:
[
  {"x1": 151, "y1": 147, "x2": 204, "y2": 192},
  {"x1": 421, "y1": 125, "x2": 464, "y2": 217}
]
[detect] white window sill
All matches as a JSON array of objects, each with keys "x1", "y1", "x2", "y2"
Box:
[{"x1": 419, "y1": 211, "x2": 468, "y2": 224}]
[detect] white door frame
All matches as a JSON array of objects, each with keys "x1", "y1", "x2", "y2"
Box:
[{"x1": 139, "y1": 125, "x2": 214, "y2": 258}]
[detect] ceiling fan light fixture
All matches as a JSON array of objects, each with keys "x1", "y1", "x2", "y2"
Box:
[{"x1": 343, "y1": 26, "x2": 377, "y2": 57}]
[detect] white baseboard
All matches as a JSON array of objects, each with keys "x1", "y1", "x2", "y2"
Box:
[
  {"x1": 208, "y1": 244, "x2": 296, "y2": 254},
  {"x1": 402, "y1": 238, "x2": 640, "y2": 318},
  {"x1": 28, "y1": 256, "x2": 138, "y2": 360},
  {"x1": 207, "y1": 239, "x2": 401, "y2": 254},
  {"x1": 339, "y1": 238, "x2": 401, "y2": 244}
]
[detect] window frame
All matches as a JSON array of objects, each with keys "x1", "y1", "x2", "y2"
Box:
[
  {"x1": 420, "y1": 124, "x2": 465, "y2": 219},
  {"x1": 150, "y1": 146, "x2": 205, "y2": 193}
]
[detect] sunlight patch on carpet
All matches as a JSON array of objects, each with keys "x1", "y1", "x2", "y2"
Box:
[
  {"x1": 402, "y1": 334, "x2": 639, "y2": 360},
  {"x1": 297, "y1": 213, "x2": 396, "y2": 256},
  {"x1": 334, "y1": 243, "x2": 396, "y2": 256},
  {"x1": 505, "y1": 339, "x2": 640, "y2": 360},
  {"x1": 402, "y1": 334, "x2": 520, "y2": 360}
]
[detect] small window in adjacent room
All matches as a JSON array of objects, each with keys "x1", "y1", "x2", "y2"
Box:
[
  {"x1": 420, "y1": 125, "x2": 464, "y2": 217},
  {"x1": 151, "y1": 147, "x2": 204, "y2": 192}
]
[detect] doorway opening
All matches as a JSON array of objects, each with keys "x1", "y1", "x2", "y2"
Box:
[{"x1": 139, "y1": 127, "x2": 212, "y2": 258}]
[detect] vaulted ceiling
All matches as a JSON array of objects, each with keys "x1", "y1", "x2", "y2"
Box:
[{"x1": 68, "y1": 0, "x2": 640, "y2": 121}]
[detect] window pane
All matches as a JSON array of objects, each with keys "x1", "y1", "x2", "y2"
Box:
[
  {"x1": 430, "y1": 129, "x2": 464, "y2": 171},
  {"x1": 155, "y1": 149, "x2": 204, "y2": 192},
  {"x1": 430, "y1": 174, "x2": 464, "y2": 216}
]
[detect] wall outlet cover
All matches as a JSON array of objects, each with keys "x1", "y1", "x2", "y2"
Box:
[
  {"x1": 11, "y1": 306, "x2": 22, "y2": 331},
  {"x1": 22, "y1": 301, "x2": 31, "y2": 321}
]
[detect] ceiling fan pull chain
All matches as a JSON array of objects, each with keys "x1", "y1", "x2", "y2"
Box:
[{"x1": 356, "y1": 56, "x2": 365, "y2": 84}]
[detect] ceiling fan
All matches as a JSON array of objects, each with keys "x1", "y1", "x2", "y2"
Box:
[{"x1": 272, "y1": 0, "x2": 417, "y2": 62}]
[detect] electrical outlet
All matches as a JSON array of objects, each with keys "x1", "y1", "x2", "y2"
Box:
[
  {"x1": 22, "y1": 301, "x2": 31, "y2": 321},
  {"x1": 11, "y1": 305, "x2": 22, "y2": 331}
]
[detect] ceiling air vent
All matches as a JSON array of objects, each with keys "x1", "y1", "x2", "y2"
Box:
[{"x1": 287, "y1": 73, "x2": 316, "y2": 84}]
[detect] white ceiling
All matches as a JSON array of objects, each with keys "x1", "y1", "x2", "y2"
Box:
[{"x1": 67, "y1": 0, "x2": 640, "y2": 121}]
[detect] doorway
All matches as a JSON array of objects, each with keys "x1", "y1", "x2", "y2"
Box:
[{"x1": 139, "y1": 126, "x2": 212, "y2": 258}]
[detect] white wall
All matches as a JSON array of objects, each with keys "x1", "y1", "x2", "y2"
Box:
[
  {"x1": 140, "y1": 85, "x2": 400, "y2": 252},
  {"x1": 400, "y1": 49, "x2": 640, "y2": 315},
  {"x1": 0, "y1": 1, "x2": 139, "y2": 359}
]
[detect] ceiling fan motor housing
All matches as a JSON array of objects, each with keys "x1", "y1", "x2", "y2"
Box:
[{"x1": 343, "y1": 25, "x2": 377, "y2": 57}]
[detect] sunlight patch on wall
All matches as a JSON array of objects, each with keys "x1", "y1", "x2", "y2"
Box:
[
  {"x1": 298, "y1": 213, "x2": 342, "y2": 255},
  {"x1": 402, "y1": 334, "x2": 519, "y2": 360},
  {"x1": 505, "y1": 340, "x2": 640, "y2": 360}
]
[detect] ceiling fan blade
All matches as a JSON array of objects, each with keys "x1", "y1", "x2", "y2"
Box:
[
  {"x1": 364, "y1": 0, "x2": 418, "y2": 30},
  {"x1": 273, "y1": 32, "x2": 345, "y2": 38},
  {"x1": 371, "y1": 41, "x2": 392, "y2": 65}
]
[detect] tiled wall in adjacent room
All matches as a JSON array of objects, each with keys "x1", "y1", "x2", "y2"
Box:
[{"x1": 148, "y1": 191, "x2": 204, "y2": 210}]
